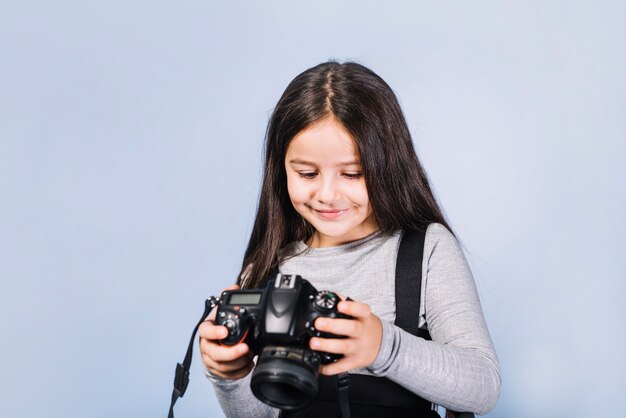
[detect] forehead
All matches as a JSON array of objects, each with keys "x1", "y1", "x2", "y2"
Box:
[{"x1": 285, "y1": 118, "x2": 360, "y2": 164}]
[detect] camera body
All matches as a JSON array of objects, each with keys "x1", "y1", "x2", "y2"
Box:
[{"x1": 215, "y1": 273, "x2": 350, "y2": 409}]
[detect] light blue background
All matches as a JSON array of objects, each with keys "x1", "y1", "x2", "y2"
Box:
[{"x1": 1, "y1": 1, "x2": 624, "y2": 417}]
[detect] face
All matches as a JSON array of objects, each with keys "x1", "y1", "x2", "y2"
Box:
[{"x1": 285, "y1": 117, "x2": 378, "y2": 248}]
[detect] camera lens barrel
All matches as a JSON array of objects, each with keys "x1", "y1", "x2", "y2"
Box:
[{"x1": 250, "y1": 345, "x2": 321, "y2": 410}]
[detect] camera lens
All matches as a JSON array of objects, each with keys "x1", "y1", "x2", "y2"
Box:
[{"x1": 250, "y1": 345, "x2": 320, "y2": 410}]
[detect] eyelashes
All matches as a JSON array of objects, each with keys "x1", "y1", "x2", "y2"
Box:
[{"x1": 297, "y1": 172, "x2": 363, "y2": 180}]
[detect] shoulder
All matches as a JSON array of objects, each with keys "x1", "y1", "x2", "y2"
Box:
[
  {"x1": 399, "y1": 223, "x2": 460, "y2": 259},
  {"x1": 424, "y1": 222, "x2": 463, "y2": 258},
  {"x1": 401, "y1": 223, "x2": 455, "y2": 242},
  {"x1": 422, "y1": 223, "x2": 473, "y2": 292},
  {"x1": 425, "y1": 222, "x2": 455, "y2": 242}
]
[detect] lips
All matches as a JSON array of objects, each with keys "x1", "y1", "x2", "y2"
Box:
[{"x1": 313, "y1": 208, "x2": 349, "y2": 220}]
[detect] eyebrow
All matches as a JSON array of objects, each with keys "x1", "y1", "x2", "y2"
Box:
[{"x1": 288, "y1": 158, "x2": 361, "y2": 166}]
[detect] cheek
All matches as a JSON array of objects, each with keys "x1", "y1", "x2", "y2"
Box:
[
  {"x1": 351, "y1": 182, "x2": 372, "y2": 208},
  {"x1": 286, "y1": 175, "x2": 311, "y2": 204}
]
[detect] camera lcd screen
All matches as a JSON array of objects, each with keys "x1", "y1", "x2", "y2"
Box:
[{"x1": 228, "y1": 293, "x2": 262, "y2": 305}]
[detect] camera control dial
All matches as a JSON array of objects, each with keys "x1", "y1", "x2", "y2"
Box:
[
  {"x1": 223, "y1": 318, "x2": 237, "y2": 334},
  {"x1": 216, "y1": 311, "x2": 247, "y2": 345},
  {"x1": 314, "y1": 291, "x2": 339, "y2": 312}
]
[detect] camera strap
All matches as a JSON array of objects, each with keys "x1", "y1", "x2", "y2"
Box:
[
  {"x1": 337, "y1": 372, "x2": 351, "y2": 418},
  {"x1": 168, "y1": 297, "x2": 219, "y2": 418}
]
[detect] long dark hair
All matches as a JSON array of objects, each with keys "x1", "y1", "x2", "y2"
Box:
[{"x1": 238, "y1": 61, "x2": 452, "y2": 289}]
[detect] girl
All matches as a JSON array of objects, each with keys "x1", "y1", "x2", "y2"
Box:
[{"x1": 199, "y1": 61, "x2": 501, "y2": 417}]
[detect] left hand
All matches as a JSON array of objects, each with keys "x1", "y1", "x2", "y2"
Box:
[{"x1": 309, "y1": 299, "x2": 383, "y2": 375}]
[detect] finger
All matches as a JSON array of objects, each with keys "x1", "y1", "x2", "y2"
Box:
[
  {"x1": 337, "y1": 300, "x2": 371, "y2": 318},
  {"x1": 314, "y1": 317, "x2": 359, "y2": 337},
  {"x1": 309, "y1": 336, "x2": 353, "y2": 355},
  {"x1": 202, "y1": 350, "x2": 254, "y2": 374},
  {"x1": 225, "y1": 360, "x2": 255, "y2": 379},
  {"x1": 319, "y1": 358, "x2": 353, "y2": 376},
  {"x1": 205, "y1": 356, "x2": 255, "y2": 379},
  {"x1": 202, "y1": 341, "x2": 251, "y2": 362},
  {"x1": 202, "y1": 351, "x2": 252, "y2": 372},
  {"x1": 198, "y1": 321, "x2": 229, "y2": 341},
  {"x1": 199, "y1": 335, "x2": 241, "y2": 357}
]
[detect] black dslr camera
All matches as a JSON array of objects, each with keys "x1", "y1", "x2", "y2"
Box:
[{"x1": 215, "y1": 273, "x2": 351, "y2": 410}]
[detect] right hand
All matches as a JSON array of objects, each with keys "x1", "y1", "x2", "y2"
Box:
[{"x1": 199, "y1": 284, "x2": 255, "y2": 379}]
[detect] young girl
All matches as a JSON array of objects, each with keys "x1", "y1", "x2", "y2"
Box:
[{"x1": 199, "y1": 61, "x2": 501, "y2": 417}]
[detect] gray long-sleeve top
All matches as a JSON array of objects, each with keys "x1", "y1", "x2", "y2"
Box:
[{"x1": 206, "y1": 223, "x2": 501, "y2": 416}]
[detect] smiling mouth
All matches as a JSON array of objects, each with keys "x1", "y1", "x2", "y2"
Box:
[{"x1": 313, "y1": 208, "x2": 349, "y2": 220}]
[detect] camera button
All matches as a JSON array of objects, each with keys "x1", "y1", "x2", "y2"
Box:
[{"x1": 224, "y1": 319, "x2": 237, "y2": 334}]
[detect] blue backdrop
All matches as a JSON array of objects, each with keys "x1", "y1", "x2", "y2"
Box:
[{"x1": 1, "y1": 1, "x2": 624, "y2": 417}]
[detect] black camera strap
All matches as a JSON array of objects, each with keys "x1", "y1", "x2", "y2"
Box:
[
  {"x1": 168, "y1": 297, "x2": 219, "y2": 418},
  {"x1": 337, "y1": 372, "x2": 351, "y2": 418}
]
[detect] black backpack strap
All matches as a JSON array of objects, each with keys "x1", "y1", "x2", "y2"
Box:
[
  {"x1": 395, "y1": 228, "x2": 431, "y2": 340},
  {"x1": 394, "y1": 228, "x2": 475, "y2": 418}
]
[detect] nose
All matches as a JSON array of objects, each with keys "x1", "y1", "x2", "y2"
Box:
[{"x1": 316, "y1": 175, "x2": 339, "y2": 204}]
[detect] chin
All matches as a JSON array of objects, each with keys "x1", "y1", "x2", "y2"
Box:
[
  {"x1": 312, "y1": 223, "x2": 363, "y2": 240},
  {"x1": 307, "y1": 220, "x2": 346, "y2": 233}
]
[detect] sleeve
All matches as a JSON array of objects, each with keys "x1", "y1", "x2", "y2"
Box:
[
  {"x1": 205, "y1": 367, "x2": 280, "y2": 418},
  {"x1": 366, "y1": 223, "x2": 501, "y2": 415}
]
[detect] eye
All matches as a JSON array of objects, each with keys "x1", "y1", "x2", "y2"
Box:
[
  {"x1": 343, "y1": 172, "x2": 363, "y2": 180},
  {"x1": 298, "y1": 172, "x2": 318, "y2": 179}
]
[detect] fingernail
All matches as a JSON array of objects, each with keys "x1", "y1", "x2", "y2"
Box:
[
  {"x1": 238, "y1": 345, "x2": 247, "y2": 353},
  {"x1": 316, "y1": 319, "x2": 326, "y2": 328},
  {"x1": 311, "y1": 339, "x2": 320, "y2": 348}
]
